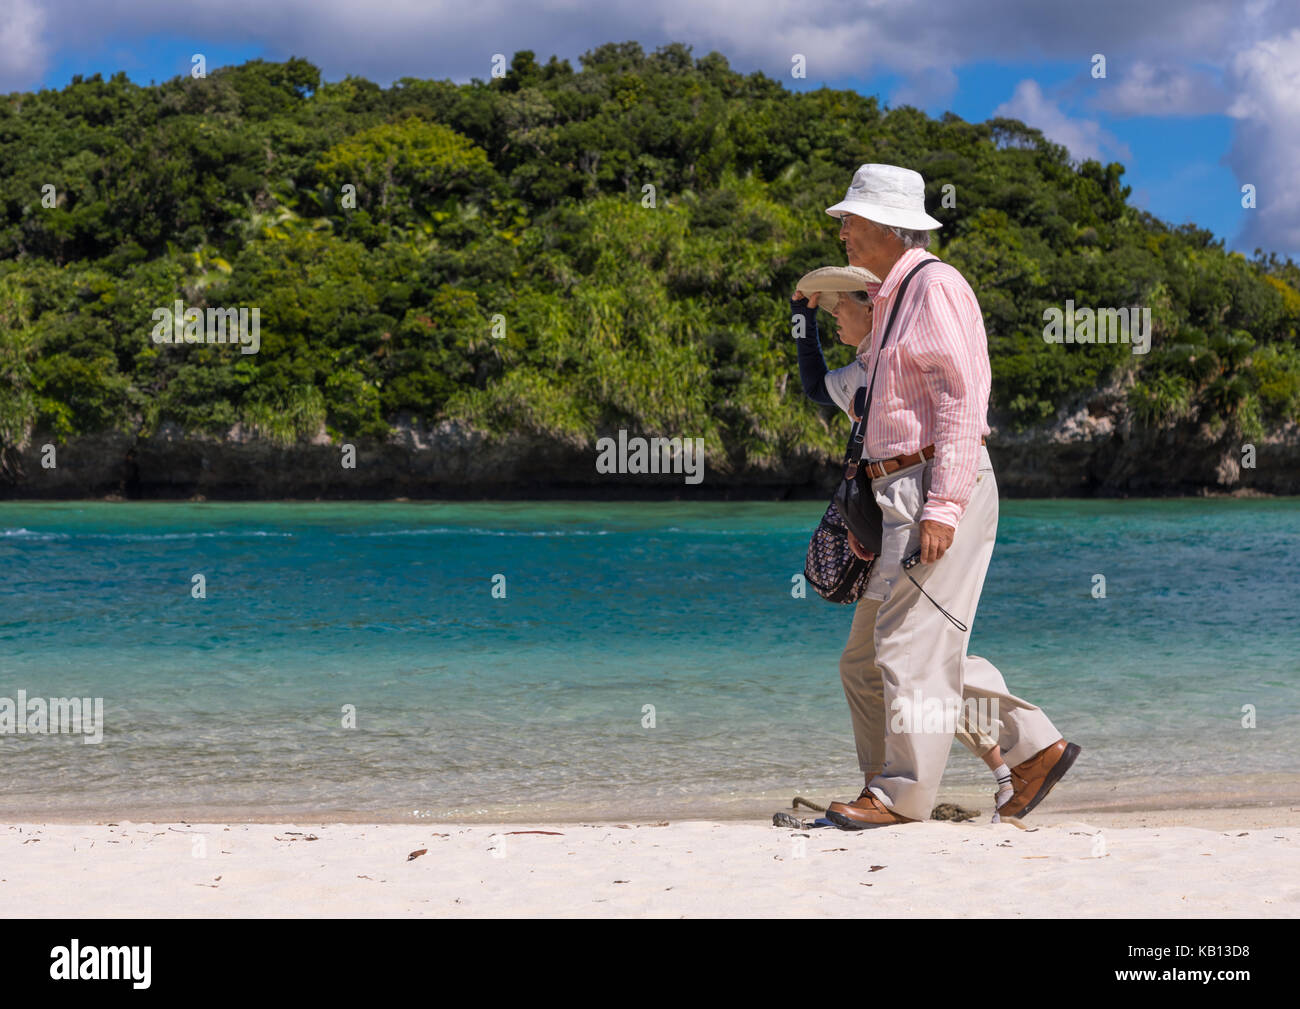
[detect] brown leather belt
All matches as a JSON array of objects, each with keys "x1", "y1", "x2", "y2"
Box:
[{"x1": 864, "y1": 438, "x2": 986, "y2": 479}]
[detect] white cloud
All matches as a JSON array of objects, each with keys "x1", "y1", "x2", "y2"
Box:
[
  {"x1": 1095, "y1": 61, "x2": 1226, "y2": 117},
  {"x1": 1226, "y1": 28, "x2": 1300, "y2": 254},
  {"x1": 993, "y1": 79, "x2": 1131, "y2": 164},
  {"x1": 0, "y1": 0, "x2": 49, "y2": 92}
]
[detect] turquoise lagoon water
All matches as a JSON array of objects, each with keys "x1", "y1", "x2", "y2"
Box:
[{"x1": 0, "y1": 499, "x2": 1297, "y2": 821}]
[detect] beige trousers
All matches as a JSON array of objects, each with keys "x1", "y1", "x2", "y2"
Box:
[
  {"x1": 852, "y1": 446, "x2": 1061, "y2": 820},
  {"x1": 839, "y1": 597, "x2": 998, "y2": 777}
]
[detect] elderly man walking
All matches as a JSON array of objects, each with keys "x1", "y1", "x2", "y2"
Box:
[{"x1": 820, "y1": 164, "x2": 1080, "y2": 828}]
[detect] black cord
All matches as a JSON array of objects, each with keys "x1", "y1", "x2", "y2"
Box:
[{"x1": 906, "y1": 572, "x2": 969, "y2": 633}]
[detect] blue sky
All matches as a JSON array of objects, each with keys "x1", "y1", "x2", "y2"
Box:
[{"x1": 5, "y1": 1, "x2": 1297, "y2": 259}]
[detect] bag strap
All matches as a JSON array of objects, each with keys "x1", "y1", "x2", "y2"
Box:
[{"x1": 843, "y1": 258, "x2": 939, "y2": 476}]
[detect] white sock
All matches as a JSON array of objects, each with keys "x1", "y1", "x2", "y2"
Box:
[{"x1": 992, "y1": 763, "x2": 1013, "y2": 822}]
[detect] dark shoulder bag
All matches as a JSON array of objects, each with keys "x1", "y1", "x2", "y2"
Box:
[
  {"x1": 804, "y1": 389, "x2": 887, "y2": 603},
  {"x1": 804, "y1": 494, "x2": 873, "y2": 603}
]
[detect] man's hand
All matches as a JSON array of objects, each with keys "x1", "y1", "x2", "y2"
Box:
[
  {"x1": 847, "y1": 529, "x2": 875, "y2": 561},
  {"x1": 794, "y1": 289, "x2": 821, "y2": 309},
  {"x1": 919, "y1": 519, "x2": 955, "y2": 564}
]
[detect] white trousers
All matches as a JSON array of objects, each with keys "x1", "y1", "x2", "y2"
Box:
[{"x1": 865, "y1": 446, "x2": 1061, "y2": 821}]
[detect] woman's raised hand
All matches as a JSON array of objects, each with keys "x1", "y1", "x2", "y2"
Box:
[{"x1": 794, "y1": 289, "x2": 821, "y2": 309}]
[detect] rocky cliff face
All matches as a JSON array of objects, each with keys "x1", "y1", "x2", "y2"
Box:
[
  {"x1": 989, "y1": 385, "x2": 1300, "y2": 497},
  {"x1": 2, "y1": 400, "x2": 1297, "y2": 500}
]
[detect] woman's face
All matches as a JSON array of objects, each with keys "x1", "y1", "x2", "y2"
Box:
[{"x1": 830, "y1": 295, "x2": 873, "y2": 348}]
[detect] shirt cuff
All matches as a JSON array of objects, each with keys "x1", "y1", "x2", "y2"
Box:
[{"x1": 920, "y1": 498, "x2": 964, "y2": 529}]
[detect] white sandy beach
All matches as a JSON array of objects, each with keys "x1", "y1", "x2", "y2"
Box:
[{"x1": 3, "y1": 807, "x2": 1297, "y2": 918}]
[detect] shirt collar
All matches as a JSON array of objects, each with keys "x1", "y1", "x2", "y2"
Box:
[{"x1": 872, "y1": 246, "x2": 934, "y2": 304}]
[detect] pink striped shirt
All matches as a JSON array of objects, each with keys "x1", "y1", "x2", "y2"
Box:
[{"x1": 824, "y1": 247, "x2": 992, "y2": 529}]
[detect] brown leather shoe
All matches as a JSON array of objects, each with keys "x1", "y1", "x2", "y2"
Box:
[
  {"x1": 825, "y1": 785, "x2": 916, "y2": 830},
  {"x1": 998, "y1": 740, "x2": 1081, "y2": 819}
]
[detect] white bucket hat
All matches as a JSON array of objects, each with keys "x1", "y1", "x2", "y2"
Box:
[
  {"x1": 796, "y1": 265, "x2": 879, "y2": 311},
  {"x1": 825, "y1": 163, "x2": 943, "y2": 231}
]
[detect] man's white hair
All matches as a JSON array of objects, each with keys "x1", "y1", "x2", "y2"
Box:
[{"x1": 868, "y1": 218, "x2": 931, "y2": 249}]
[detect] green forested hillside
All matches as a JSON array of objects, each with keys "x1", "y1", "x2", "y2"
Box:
[{"x1": 2, "y1": 43, "x2": 1298, "y2": 478}]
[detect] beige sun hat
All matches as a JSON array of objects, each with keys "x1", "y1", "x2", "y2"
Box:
[
  {"x1": 825, "y1": 163, "x2": 943, "y2": 231},
  {"x1": 796, "y1": 265, "x2": 880, "y2": 311}
]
